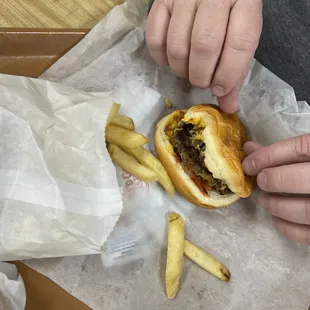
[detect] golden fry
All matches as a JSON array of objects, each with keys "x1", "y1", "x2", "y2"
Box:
[
  {"x1": 122, "y1": 146, "x2": 175, "y2": 196},
  {"x1": 111, "y1": 114, "x2": 135, "y2": 131},
  {"x1": 106, "y1": 103, "x2": 121, "y2": 126},
  {"x1": 108, "y1": 144, "x2": 158, "y2": 182},
  {"x1": 106, "y1": 124, "x2": 148, "y2": 148},
  {"x1": 184, "y1": 240, "x2": 231, "y2": 282},
  {"x1": 166, "y1": 212, "x2": 184, "y2": 299}
]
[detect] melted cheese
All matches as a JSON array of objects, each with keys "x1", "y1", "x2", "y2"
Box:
[
  {"x1": 164, "y1": 110, "x2": 185, "y2": 154},
  {"x1": 165, "y1": 110, "x2": 185, "y2": 138}
]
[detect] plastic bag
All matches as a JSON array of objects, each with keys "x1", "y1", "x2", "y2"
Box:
[{"x1": 101, "y1": 166, "x2": 167, "y2": 266}]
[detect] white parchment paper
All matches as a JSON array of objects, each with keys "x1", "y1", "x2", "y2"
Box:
[
  {"x1": 0, "y1": 263, "x2": 26, "y2": 310},
  {"x1": 24, "y1": 0, "x2": 310, "y2": 309},
  {"x1": 0, "y1": 76, "x2": 123, "y2": 260}
]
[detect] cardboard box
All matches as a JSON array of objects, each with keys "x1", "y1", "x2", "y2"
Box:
[{"x1": 0, "y1": 28, "x2": 87, "y2": 77}]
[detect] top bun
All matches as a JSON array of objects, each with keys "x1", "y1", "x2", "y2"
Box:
[{"x1": 155, "y1": 104, "x2": 253, "y2": 209}]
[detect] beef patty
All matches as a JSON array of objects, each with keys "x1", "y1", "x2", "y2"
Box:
[{"x1": 170, "y1": 121, "x2": 231, "y2": 195}]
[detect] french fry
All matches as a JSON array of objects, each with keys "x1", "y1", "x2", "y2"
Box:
[
  {"x1": 111, "y1": 114, "x2": 135, "y2": 130},
  {"x1": 108, "y1": 144, "x2": 158, "y2": 182},
  {"x1": 106, "y1": 103, "x2": 121, "y2": 126},
  {"x1": 184, "y1": 240, "x2": 231, "y2": 282},
  {"x1": 122, "y1": 146, "x2": 175, "y2": 196},
  {"x1": 166, "y1": 212, "x2": 184, "y2": 299},
  {"x1": 106, "y1": 124, "x2": 148, "y2": 148}
]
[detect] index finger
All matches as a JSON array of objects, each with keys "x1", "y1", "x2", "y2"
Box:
[
  {"x1": 146, "y1": 0, "x2": 170, "y2": 66},
  {"x1": 242, "y1": 135, "x2": 310, "y2": 176},
  {"x1": 189, "y1": 0, "x2": 231, "y2": 88},
  {"x1": 211, "y1": 0, "x2": 262, "y2": 97}
]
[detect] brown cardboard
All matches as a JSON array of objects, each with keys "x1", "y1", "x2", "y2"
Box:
[{"x1": 0, "y1": 29, "x2": 87, "y2": 77}]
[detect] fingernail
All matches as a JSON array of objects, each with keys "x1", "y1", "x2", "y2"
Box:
[
  {"x1": 257, "y1": 172, "x2": 267, "y2": 189},
  {"x1": 211, "y1": 85, "x2": 225, "y2": 97},
  {"x1": 242, "y1": 159, "x2": 256, "y2": 175}
]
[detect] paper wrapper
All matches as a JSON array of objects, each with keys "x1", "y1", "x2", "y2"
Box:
[
  {"x1": 0, "y1": 76, "x2": 123, "y2": 260},
  {"x1": 23, "y1": 0, "x2": 310, "y2": 309},
  {"x1": 0, "y1": 263, "x2": 26, "y2": 310}
]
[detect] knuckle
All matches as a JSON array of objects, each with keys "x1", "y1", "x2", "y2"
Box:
[
  {"x1": 167, "y1": 39, "x2": 189, "y2": 60},
  {"x1": 192, "y1": 32, "x2": 222, "y2": 55},
  {"x1": 228, "y1": 32, "x2": 258, "y2": 52},
  {"x1": 292, "y1": 135, "x2": 310, "y2": 158}
]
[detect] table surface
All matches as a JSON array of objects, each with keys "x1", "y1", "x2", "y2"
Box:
[{"x1": 0, "y1": 0, "x2": 123, "y2": 28}]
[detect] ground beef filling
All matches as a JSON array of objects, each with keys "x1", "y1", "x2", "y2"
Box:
[{"x1": 170, "y1": 121, "x2": 231, "y2": 195}]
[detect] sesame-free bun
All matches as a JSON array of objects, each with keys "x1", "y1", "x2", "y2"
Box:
[{"x1": 154, "y1": 104, "x2": 253, "y2": 209}]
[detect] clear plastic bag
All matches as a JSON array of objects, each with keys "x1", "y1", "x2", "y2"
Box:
[
  {"x1": 101, "y1": 217, "x2": 150, "y2": 267},
  {"x1": 101, "y1": 169, "x2": 166, "y2": 267}
]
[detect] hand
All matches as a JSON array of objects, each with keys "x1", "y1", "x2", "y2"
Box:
[
  {"x1": 242, "y1": 135, "x2": 310, "y2": 245},
  {"x1": 146, "y1": 0, "x2": 263, "y2": 113}
]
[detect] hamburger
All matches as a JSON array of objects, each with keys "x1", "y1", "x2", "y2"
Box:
[{"x1": 155, "y1": 104, "x2": 253, "y2": 209}]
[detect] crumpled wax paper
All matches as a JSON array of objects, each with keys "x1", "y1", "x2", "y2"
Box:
[
  {"x1": 0, "y1": 263, "x2": 26, "y2": 310},
  {"x1": 24, "y1": 0, "x2": 310, "y2": 309},
  {"x1": 0, "y1": 75, "x2": 123, "y2": 260}
]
